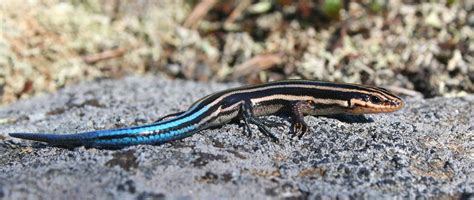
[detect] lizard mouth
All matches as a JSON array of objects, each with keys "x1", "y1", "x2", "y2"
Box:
[{"x1": 347, "y1": 99, "x2": 404, "y2": 114}]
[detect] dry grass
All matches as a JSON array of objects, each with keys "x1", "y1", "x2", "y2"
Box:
[{"x1": 0, "y1": 0, "x2": 472, "y2": 105}]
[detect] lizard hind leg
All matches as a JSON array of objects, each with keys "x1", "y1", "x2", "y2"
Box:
[
  {"x1": 153, "y1": 111, "x2": 185, "y2": 123},
  {"x1": 239, "y1": 102, "x2": 279, "y2": 142}
]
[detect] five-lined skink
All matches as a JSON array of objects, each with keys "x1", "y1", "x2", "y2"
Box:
[{"x1": 9, "y1": 80, "x2": 404, "y2": 148}]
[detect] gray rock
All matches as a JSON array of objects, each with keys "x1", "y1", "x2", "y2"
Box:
[{"x1": 0, "y1": 76, "x2": 472, "y2": 199}]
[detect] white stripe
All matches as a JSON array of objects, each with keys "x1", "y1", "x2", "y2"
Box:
[{"x1": 250, "y1": 94, "x2": 348, "y2": 107}]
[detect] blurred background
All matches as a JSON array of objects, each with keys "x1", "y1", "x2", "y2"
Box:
[{"x1": 0, "y1": 0, "x2": 472, "y2": 105}]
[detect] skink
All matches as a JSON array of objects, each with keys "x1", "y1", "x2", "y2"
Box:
[{"x1": 9, "y1": 80, "x2": 404, "y2": 149}]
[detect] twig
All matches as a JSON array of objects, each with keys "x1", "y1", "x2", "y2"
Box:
[
  {"x1": 231, "y1": 53, "x2": 283, "y2": 79},
  {"x1": 224, "y1": 0, "x2": 251, "y2": 25},
  {"x1": 82, "y1": 48, "x2": 127, "y2": 64},
  {"x1": 183, "y1": 0, "x2": 217, "y2": 30},
  {"x1": 383, "y1": 85, "x2": 424, "y2": 99}
]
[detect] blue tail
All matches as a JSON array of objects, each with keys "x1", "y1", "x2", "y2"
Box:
[
  {"x1": 9, "y1": 107, "x2": 209, "y2": 149},
  {"x1": 9, "y1": 124, "x2": 201, "y2": 149},
  {"x1": 9, "y1": 132, "x2": 98, "y2": 148}
]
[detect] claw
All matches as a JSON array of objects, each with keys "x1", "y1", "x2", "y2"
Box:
[
  {"x1": 253, "y1": 120, "x2": 279, "y2": 142},
  {"x1": 290, "y1": 121, "x2": 308, "y2": 138}
]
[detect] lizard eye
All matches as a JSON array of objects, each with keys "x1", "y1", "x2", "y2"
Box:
[{"x1": 369, "y1": 96, "x2": 382, "y2": 104}]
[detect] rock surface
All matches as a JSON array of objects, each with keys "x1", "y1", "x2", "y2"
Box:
[{"x1": 0, "y1": 76, "x2": 472, "y2": 199}]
